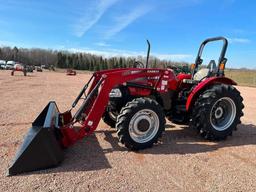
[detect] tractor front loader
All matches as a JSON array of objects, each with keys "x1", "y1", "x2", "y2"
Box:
[{"x1": 8, "y1": 37, "x2": 244, "y2": 175}]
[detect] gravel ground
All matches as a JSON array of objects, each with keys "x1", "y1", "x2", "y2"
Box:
[{"x1": 0, "y1": 70, "x2": 255, "y2": 192}]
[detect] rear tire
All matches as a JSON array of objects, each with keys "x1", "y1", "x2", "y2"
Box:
[
  {"x1": 116, "y1": 98, "x2": 165, "y2": 150},
  {"x1": 190, "y1": 84, "x2": 244, "y2": 140}
]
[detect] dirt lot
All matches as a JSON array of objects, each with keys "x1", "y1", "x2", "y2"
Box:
[{"x1": 0, "y1": 70, "x2": 256, "y2": 192}]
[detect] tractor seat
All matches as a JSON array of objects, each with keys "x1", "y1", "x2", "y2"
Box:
[
  {"x1": 193, "y1": 60, "x2": 217, "y2": 81},
  {"x1": 182, "y1": 60, "x2": 217, "y2": 84}
]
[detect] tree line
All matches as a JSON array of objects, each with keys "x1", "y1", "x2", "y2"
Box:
[{"x1": 0, "y1": 46, "x2": 189, "y2": 71}]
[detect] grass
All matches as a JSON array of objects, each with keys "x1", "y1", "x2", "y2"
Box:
[{"x1": 225, "y1": 69, "x2": 256, "y2": 87}]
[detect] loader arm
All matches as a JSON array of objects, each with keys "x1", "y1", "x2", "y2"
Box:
[{"x1": 61, "y1": 68, "x2": 173, "y2": 147}]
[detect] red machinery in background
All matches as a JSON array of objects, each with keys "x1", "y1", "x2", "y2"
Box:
[
  {"x1": 11, "y1": 63, "x2": 27, "y2": 76},
  {"x1": 66, "y1": 69, "x2": 77, "y2": 76}
]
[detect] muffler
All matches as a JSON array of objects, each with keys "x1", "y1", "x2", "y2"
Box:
[{"x1": 8, "y1": 101, "x2": 64, "y2": 176}]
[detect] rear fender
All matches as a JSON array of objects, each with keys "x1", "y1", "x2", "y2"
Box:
[{"x1": 186, "y1": 77, "x2": 237, "y2": 112}]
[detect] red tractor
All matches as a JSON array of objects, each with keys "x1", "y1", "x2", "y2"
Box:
[
  {"x1": 66, "y1": 69, "x2": 77, "y2": 76},
  {"x1": 9, "y1": 37, "x2": 244, "y2": 175},
  {"x1": 11, "y1": 63, "x2": 28, "y2": 76}
]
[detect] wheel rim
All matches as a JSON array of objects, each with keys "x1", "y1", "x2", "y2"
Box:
[
  {"x1": 129, "y1": 109, "x2": 159, "y2": 143},
  {"x1": 210, "y1": 97, "x2": 236, "y2": 131}
]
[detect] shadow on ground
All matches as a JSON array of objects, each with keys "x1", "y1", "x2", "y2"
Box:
[
  {"x1": 15, "y1": 123, "x2": 256, "y2": 176},
  {"x1": 101, "y1": 123, "x2": 256, "y2": 155},
  {"x1": 146, "y1": 123, "x2": 256, "y2": 154},
  {"x1": 17, "y1": 133, "x2": 112, "y2": 176}
]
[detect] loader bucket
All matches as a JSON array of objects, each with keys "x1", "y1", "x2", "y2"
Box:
[{"x1": 8, "y1": 101, "x2": 64, "y2": 176}]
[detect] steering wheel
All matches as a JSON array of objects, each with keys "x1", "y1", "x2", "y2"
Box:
[{"x1": 133, "y1": 61, "x2": 145, "y2": 68}]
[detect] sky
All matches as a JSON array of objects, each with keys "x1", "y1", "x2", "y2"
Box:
[{"x1": 0, "y1": 0, "x2": 255, "y2": 69}]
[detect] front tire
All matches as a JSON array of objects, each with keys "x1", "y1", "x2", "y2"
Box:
[
  {"x1": 116, "y1": 98, "x2": 165, "y2": 150},
  {"x1": 102, "y1": 111, "x2": 117, "y2": 128},
  {"x1": 190, "y1": 84, "x2": 244, "y2": 140}
]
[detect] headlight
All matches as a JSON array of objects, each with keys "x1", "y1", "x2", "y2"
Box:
[{"x1": 109, "y1": 88, "x2": 122, "y2": 98}]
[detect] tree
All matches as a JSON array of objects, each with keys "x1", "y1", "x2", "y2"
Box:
[
  {"x1": 13, "y1": 46, "x2": 19, "y2": 61},
  {"x1": 56, "y1": 52, "x2": 63, "y2": 67},
  {"x1": 0, "y1": 45, "x2": 188, "y2": 71}
]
